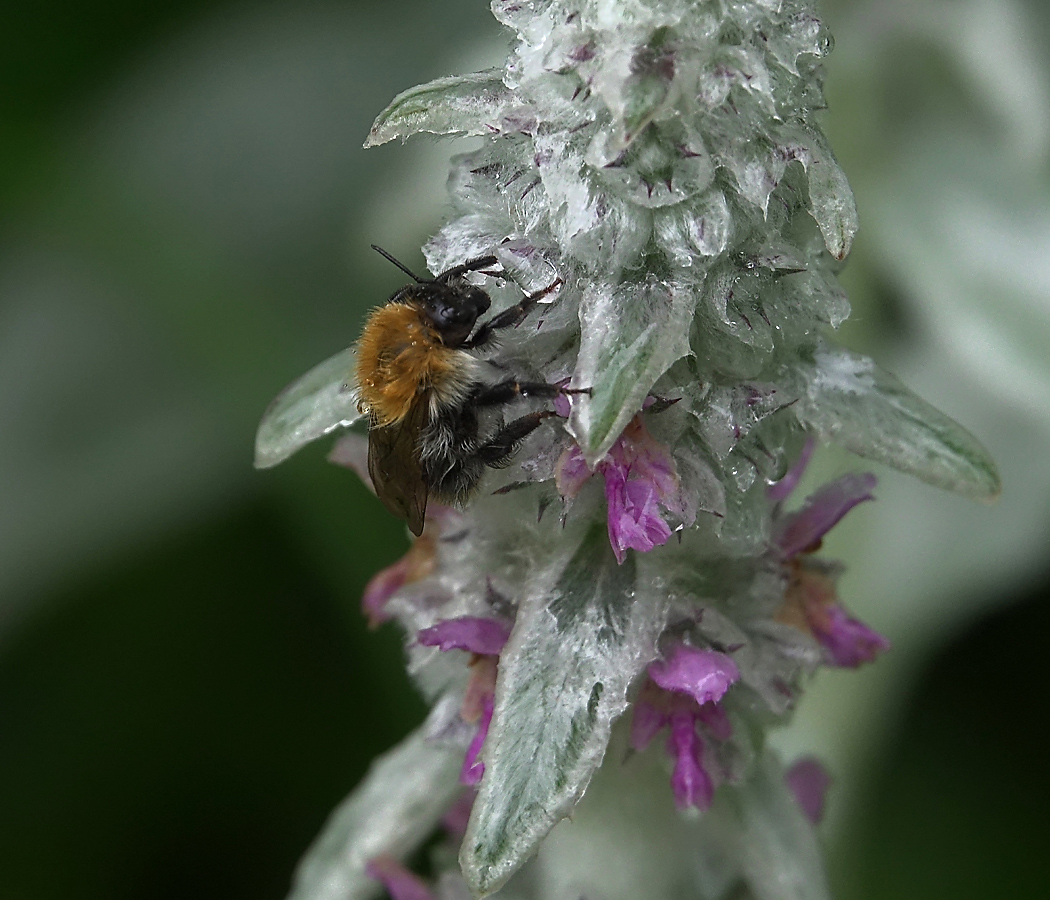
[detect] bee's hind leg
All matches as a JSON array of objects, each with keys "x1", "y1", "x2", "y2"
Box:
[
  {"x1": 427, "y1": 410, "x2": 556, "y2": 502},
  {"x1": 475, "y1": 411, "x2": 559, "y2": 468}
]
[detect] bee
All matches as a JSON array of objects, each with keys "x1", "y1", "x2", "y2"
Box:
[{"x1": 355, "y1": 245, "x2": 584, "y2": 536}]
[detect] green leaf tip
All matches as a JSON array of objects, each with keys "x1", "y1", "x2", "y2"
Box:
[
  {"x1": 254, "y1": 346, "x2": 362, "y2": 469},
  {"x1": 569, "y1": 279, "x2": 695, "y2": 465},
  {"x1": 796, "y1": 346, "x2": 1001, "y2": 501},
  {"x1": 365, "y1": 70, "x2": 511, "y2": 148}
]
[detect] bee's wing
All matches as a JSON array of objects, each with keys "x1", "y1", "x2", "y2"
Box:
[{"x1": 367, "y1": 400, "x2": 429, "y2": 537}]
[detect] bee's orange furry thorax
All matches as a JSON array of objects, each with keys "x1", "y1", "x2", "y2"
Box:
[{"x1": 355, "y1": 303, "x2": 474, "y2": 426}]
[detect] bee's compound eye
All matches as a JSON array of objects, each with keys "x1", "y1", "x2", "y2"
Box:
[{"x1": 431, "y1": 303, "x2": 462, "y2": 326}]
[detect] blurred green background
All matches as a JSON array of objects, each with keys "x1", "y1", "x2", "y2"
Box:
[{"x1": 1, "y1": 0, "x2": 1048, "y2": 898}]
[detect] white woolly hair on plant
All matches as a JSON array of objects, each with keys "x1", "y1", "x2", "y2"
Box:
[{"x1": 254, "y1": 1, "x2": 999, "y2": 899}]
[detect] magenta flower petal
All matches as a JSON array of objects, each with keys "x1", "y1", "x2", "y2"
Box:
[
  {"x1": 813, "y1": 605, "x2": 891, "y2": 668},
  {"x1": 461, "y1": 695, "x2": 494, "y2": 785},
  {"x1": 417, "y1": 617, "x2": 511, "y2": 656},
  {"x1": 365, "y1": 856, "x2": 438, "y2": 900},
  {"x1": 361, "y1": 537, "x2": 438, "y2": 628},
  {"x1": 767, "y1": 437, "x2": 815, "y2": 503},
  {"x1": 774, "y1": 472, "x2": 877, "y2": 558},
  {"x1": 555, "y1": 444, "x2": 593, "y2": 498},
  {"x1": 647, "y1": 644, "x2": 740, "y2": 707},
  {"x1": 362, "y1": 558, "x2": 411, "y2": 628},
  {"x1": 605, "y1": 471, "x2": 673, "y2": 564},
  {"x1": 559, "y1": 412, "x2": 689, "y2": 564},
  {"x1": 667, "y1": 714, "x2": 714, "y2": 810},
  {"x1": 784, "y1": 757, "x2": 832, "y2": 825},
  {"x1": 632, "y1": 441, "x2": 680, "y2": 502},
  {"x1": 602, "y1": 469, "x2": 632, "y2": 565},
  {"x1": 629, "y1": 697, "x2": 668, "y2": 752},
  {"x1": 625, "y1": 480, "x2": 675, "y2": 542}
]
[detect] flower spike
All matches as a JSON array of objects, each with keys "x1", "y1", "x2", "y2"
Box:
[{"x1": 258, "y1": 0, "x2": 997, "y2": 897}]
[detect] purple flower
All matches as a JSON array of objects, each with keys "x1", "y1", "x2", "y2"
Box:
[
  {"x1": 629, "y1": 645, "x2": 740, "y2": 810},
  {"x1": 667, "y1": 713, "x2": 714, "y2": 810},
  {"x1": 417, "y1": 616, "x2": 511, "y2": 656},
  {"x1": 365, "y1": 856, "x2": 437, "y2": 900},
  {"x1": 773, "y1": 472, "x2": 877, "y2": 558},
  {"x1": 556, "y1": 413, "x2": 693, "y2": 565},
  {"x1": 784, "y1": 756, "x2": 832, "y2": 825},
  {"x1": 770, "y1": 446, "x2": 889, "y2": 668},
  {"x1": 604, "y1": 467, "x2": 673, "y2": 559},
  {"x1": 361, "y1": 536, "x2": 437, "y2": 628},
  {"x1": 648, "y1": 642, "x2": 740, "y2": 706},
  {"x1": 418, "y1": 617, "x2": 509, "y2": 784},
  {"x1": 780, "y1": 559, "x2": 891, "y2": 668},
  {"x1": 811, "y1": 598, "x2": 892, "y2": 667}
]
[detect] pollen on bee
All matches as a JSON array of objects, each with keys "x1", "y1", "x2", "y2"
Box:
[{"x1": 355, "y1": 302, "x2": 470, "y2": 427}]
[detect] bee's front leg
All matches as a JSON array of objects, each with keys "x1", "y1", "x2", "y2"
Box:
[
  {"x1": 474, "y1": 379, "x2": 589, "y2": 407},
  {"x1": 464, "y1": 278, "x2": 563, "y2": 350}
]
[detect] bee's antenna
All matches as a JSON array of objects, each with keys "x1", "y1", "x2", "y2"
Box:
[{"x1": 371, "y1": 245, "x2": 426, "y2": 283}]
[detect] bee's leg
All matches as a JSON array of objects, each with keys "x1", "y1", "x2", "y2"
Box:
[
  {"x1": 475, "y1": 411, "x2": 558, "y2": 467},
  {"x1": 473, "y1": 379, "x2": 586, "y2": 407},
  {"x1": 436, "y1": 254, "x2": 500, "y2": 282},
  {"x1": 464, "y1": 278, "x2": 564, "y2": 350}
]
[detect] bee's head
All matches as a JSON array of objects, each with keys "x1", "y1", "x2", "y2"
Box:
[{"x1": 418, "y1": 280, "x2": 492, "y2": 346}]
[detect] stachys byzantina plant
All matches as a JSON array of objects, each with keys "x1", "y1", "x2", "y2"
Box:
[{"x1": 254, "y1": 1, "x2": 999, "y2": 898}]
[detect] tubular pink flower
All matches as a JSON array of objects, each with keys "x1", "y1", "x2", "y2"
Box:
[
  {"x1": 416, "y1": 618, "x2": 507, "y2": 785},
  {"x1": 769, "y1": 449, "x2": 887, "y2": 667},
  {"x1": 556, "y1": 412, "x2": 693, "y2": 564},
  {"x1": 361, "y1": 535, "x2": 437, "y2": 628},
  {"x1": 811, "y1": 603, "x2": 891, "y2": 668},
  {"x1": 605, "y1": 469, "x2": 674, "y2": 563},
  {"x1": 629, "y1": 654, "x2": 736, "y2": 809},
  {"x1": 417, "y1": 616, "x2": 511, "y2": 656},
  {"x1": 784, "y1": 757, "x2": 832, "y2": 825},
  {"x1": 774, "y1": 472, "x2": 877, "y2": 558},
  {"x1": 667, "y1": 713, "x2": 714, "y2": 810},
  {"x1": 365, "y1": 856, "x2": 438, "y2": 900},
  {"x1": 647, "y1": 643, "x2": 740, "y2": 707},
  {"x1": 780, "y1": 562, "x2": 890, "y2": 668}
]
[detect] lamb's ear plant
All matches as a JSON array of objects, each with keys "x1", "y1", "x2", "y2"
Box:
[{"x1": 255, "y1": 1, "x2": 999, "y2": 898}]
